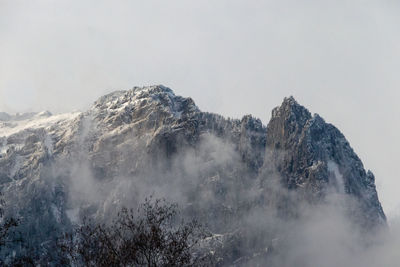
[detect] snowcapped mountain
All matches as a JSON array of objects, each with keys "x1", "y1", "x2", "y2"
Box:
[{"x1": 0, "y1": 85, "x2": 386, "y2": 265}]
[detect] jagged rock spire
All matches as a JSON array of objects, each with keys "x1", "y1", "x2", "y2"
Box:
[
  {"x1": 267, "y1": 96, "x2": 312, "y2": 151},
  {"x1": 265, "y1": 96, "x2": 386, "y2": 228}
]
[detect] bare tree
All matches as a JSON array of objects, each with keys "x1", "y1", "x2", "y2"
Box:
[{"x1": 59, "y1": 198, "x2": 212, "y2": 267}]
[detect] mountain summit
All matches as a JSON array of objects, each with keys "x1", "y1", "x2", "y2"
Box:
[
  {"x1": 266, "y1": 96, "x2": 385, "y2": 227},
  {"x1": 0, "y1": 86, "x2": 386, "y2": 264}
]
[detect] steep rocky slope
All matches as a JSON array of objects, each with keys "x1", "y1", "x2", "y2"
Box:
[
  {"x1": 0, "y1": 86, "x2": 386, "y2": 264},
  {"x1": 265, "y1": 96, "x2": 385, "y2": 228}
]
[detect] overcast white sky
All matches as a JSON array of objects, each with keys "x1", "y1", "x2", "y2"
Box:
[{"x1": 1, "y1": 0, "x2": 400, "y2": 218}]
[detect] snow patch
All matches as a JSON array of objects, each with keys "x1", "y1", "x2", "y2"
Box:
[
  {"x1": 310, "y1": 160, "x2": 323, "y2": 170},
  {"x1": 0, "y1": 112, "x2": 81, "y2": 137}
]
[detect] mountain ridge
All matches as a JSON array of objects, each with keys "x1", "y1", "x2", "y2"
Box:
[{"x1": 0, "y1": 85, "x2": 386, "y2": 265}]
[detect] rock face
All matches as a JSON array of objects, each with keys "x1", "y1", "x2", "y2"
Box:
[
  {"x1": 265, "y1": 97, "x2": 385, "y2": 228},
  {"x1": 0, "y1": 86, "x2": 386, "y2": 264}
]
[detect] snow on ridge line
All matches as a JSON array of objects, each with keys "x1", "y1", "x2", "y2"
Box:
[
  {"x1": 92, "y1": 85, "x2": 200, "y2": 120},
  {"x1": 94, "y1": 85, "x2": 171, "y2": 104},
  {"x1": 0, "y1": 112, "x2": 81, "y2": 137}
]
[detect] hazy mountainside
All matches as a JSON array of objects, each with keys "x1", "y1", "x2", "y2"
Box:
[{"x1": 0, "y1": 85, "x2": 386, "y2": 265}]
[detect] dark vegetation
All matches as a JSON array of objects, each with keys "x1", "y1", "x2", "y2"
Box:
[
  {"x1": 0, "y1": 193, "x2": 35, "y2": 266},
  {"x1": 0, "y1": 195, "x2": 213, "y2": 266}
]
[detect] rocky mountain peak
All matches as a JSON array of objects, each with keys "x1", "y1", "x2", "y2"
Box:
[
  {"x1": 271, "y1": 96, "x2": 311, "y2": 123},
  {"x1": 90, "y1": 85, "x2": 199, "y2": 129},
  {"x1": 267, "y1": 96, "x2": 311, "y2": 150},
  {"x1": 264, "y1": 96, "x2": 386, "y2": 227},
  {"x1": 93, "y1": 85, "x2": 198, "y2": 113}
]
